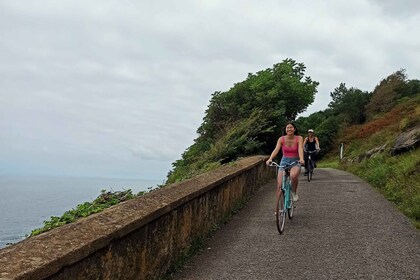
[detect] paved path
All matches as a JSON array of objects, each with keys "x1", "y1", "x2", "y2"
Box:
[{"x1": 170, "y1": 168, "x2": 420, "y2": 280}]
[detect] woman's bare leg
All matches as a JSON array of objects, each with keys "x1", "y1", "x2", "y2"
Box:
[{"x1": 290, "y1": 166, "x2": 301, "y2": 193}]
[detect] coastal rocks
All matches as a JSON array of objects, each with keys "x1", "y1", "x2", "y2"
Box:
[
  {"x1": 364, "y1": 144, "x2": 388, "y2": 159},
  {"x1": 342, "y1": 126, "x2": 419, "y2": 164},
  {"x1": 391, "y1": 126, "x2": 420, "y2": 155},
  {"x1": 341, "y1": 144, "x2": 387, "y2": 163}
]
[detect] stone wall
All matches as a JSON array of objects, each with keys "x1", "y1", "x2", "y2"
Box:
[{"x1": 0, "y1": 155, "x2": 272, "y2": 280}]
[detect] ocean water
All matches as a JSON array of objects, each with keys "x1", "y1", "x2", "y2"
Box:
[{"x1": 0, "y1": 175, "x2": 163, "y2": 249}]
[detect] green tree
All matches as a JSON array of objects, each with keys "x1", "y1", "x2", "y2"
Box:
[
  {"x1": 328, "y1": 83, "x2": 371, "y2": 124},
  {"x1": 167, "y1": 58, "x2": 319, "y2": 184},
  {"x1": 308, "y1": 113, "x2": 341, "y2": 156},
  {"x1": 401, "y1": 79, "x2": 420, "y2": 98},
  {"x1": 296, "y1": 108, "x2": 336, "y2": 156},
  {"x1": 296, "y1": 110, "x2": 329, "y2": 133},
  {"x1": 365, "y1": 69, "x2": 407, "y2": 119}
]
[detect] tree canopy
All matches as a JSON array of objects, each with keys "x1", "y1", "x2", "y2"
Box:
[
  {"x1": 328, "y1": 83, "x2": 371, "y2": 124},
  {"x1": 166, "y1": 58, "x2": 319, "y2": 183},
  {"x1": 165, "y1": 62, "x2": 419, "y2": 185},
  {"x1": 365, "y1": 69, "x2": 407, "y2": 119}
]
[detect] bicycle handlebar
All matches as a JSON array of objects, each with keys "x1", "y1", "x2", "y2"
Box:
[
  {"x1": 268, "y1": 160, "x2": 300, "y2": 170},
  {"x1": 304, "y1": 149, "x2": 320, "y2": 154},
  {"x1": 268, "y1": 161, "x2": 281, "y2": 168}
]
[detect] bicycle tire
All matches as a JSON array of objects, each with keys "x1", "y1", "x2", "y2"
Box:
[
  {"x1": 288, "y1": 196, "x2": 294, "y2": 219},
  {"x1": 309, "y1": 166, "x2": 313, "y2": 181},
  {"x1": 307, "y1": 158, "x2": 312, "y2": 182},
  {"x1": 276, "y1": 191, "x2": 286, "y2": 234},
  {"x1": 284, "y1": 180, "x2": 294, "y2": 219}
]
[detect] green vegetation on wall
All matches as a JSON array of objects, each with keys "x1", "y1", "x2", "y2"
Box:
[{"x1": 29, "y1": 189, "x2": 138, "y2": 236}]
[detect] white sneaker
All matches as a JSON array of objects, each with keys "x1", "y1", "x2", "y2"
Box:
[{"x1": 292, "y1": 192, "x2": 299, "y2": 202}]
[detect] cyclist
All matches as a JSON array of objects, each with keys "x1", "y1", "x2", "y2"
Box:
[
  {"x1": 266, "y1": 122, "x2": 305, "y2": 202},
  {"x1": 303, "y1": 129, "x2": 320, "y2": 175}
]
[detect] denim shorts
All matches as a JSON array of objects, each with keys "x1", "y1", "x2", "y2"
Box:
[{"x1": 279, "y1": 157, "x2": 300, "y2": 169}]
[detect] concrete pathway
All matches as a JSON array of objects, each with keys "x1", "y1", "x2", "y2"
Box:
[{"x1": 170, "y1": 168, "x2": 420, "y2": 280}]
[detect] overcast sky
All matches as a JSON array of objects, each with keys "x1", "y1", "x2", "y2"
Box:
[{"x1": 1, "y1": 0, "x2": 419, "y2": 181}]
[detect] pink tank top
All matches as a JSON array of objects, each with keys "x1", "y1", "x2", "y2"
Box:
[{"x1": 281, "y1": 136, "x2": 299, "y2": 158}]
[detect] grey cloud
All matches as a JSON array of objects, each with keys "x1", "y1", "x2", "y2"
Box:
[
  {"x1": 1, "y1": 0, "x2": 419, "y2": 179},
  {"x1": 368, "y1": 0, "x2": 420, "y2": 17}
]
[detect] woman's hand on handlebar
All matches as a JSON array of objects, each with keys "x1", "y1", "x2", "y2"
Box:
[
  {"x1": 266, "y1": 159, "x2": 273, "y2": 166},
  {"x1": 299, "y1": 159, "x2": 305, "y2": 165}
]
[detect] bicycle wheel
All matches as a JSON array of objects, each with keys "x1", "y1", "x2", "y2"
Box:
[
  {"x1": 307, "y1": 158, "x2": 312, "y2": 182},
  {"x1": 287, "y1": 184, "x2": 294, "y2": 219},
  {"x1": 276, "y1": 190, "x2": 286, "y2": 234},
  {"x1": 309, "y1": 163, "x2": 313, "y2": 181}
]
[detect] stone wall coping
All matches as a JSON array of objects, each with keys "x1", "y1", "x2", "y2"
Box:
[{"x1": 0, "y1": 155, "x2": 267, "y2": 280}]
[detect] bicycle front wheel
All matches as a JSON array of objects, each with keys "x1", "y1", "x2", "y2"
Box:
[
  {"x1": 276, "y1": 191, "x2": 286, "y2": 234},
  {"x1": 288, "y1": 189, "x2": 294, "y2": 219},
  {"x1": 307, "y1": 159, "x2": 312, "y2": 182},
  {"x1": 309, "y1": 167, "x2": 313, "y2": 181}
]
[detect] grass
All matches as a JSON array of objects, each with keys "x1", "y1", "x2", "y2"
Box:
[
  {"x1": 320, "y1": 154, "x2": 420, "y2": 230},
  {"x1": 319, "y1": 95, "x2": 420, "y2": 229},
  {"x1": 327, "y1": 147, "x2": 420, "y2": 229}
]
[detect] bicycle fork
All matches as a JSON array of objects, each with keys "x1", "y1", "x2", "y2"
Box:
[{"x1": 282, "y1": 175, "x2": 291, "y2": 210}]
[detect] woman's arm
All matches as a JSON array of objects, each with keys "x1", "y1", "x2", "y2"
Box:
[
  {"x1": 266, "y1": 137, "x2": 282, "y2": 165},
  {"x1": 315, "y1": 136, "x2": 320, "y2": 150},
  {"x1": 298, "y1": 136, "x2": 304, "y2": 164},
  {"x1": 303, "y1": 137, "x2": 308, "y2": 151}
]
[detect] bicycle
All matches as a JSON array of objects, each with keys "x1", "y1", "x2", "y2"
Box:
[
  {"x1": 269, "y1": 161, "x2": 300, "y2": 234},
  {"x1": 304, "y1": 149, "x2": 319, "y2": 182}
]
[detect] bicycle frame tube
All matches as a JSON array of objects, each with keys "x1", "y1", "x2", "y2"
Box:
[
  {"x1": 282, "y1": 172, "x2": 291, "y2": 209},
  {"x1": 271, "y1": 161, "x2": 299, "y2": 210}
]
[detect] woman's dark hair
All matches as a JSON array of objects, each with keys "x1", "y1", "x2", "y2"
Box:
[{"x1": 283, "y1": 122, "x2": 299, "y2": 135}]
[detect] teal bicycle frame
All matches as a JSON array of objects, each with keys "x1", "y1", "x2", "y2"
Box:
[{"x1": 269, "y1": 160, "x2": 300, "y2": 234}]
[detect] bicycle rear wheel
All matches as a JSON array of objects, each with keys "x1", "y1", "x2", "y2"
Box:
[{"x1": 276, "y1": 191, "x2": 286, "y2": 234}]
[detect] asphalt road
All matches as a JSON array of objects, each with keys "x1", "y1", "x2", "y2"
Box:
[{"x1": 170, "y1": 168, "x2": 420, "y2": 280}]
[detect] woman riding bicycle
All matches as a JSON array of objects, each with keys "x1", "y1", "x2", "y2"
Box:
[
  {"x1": 303, "y1": 129, "x2": 320, "y2": 175},
  {"x1": 266, "y1": 122, "x2": 304, "y2": 202}
]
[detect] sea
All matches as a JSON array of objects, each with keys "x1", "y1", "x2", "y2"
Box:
[{"x1": 0, "y1": 175, "x2": 163, "y2": 249}]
